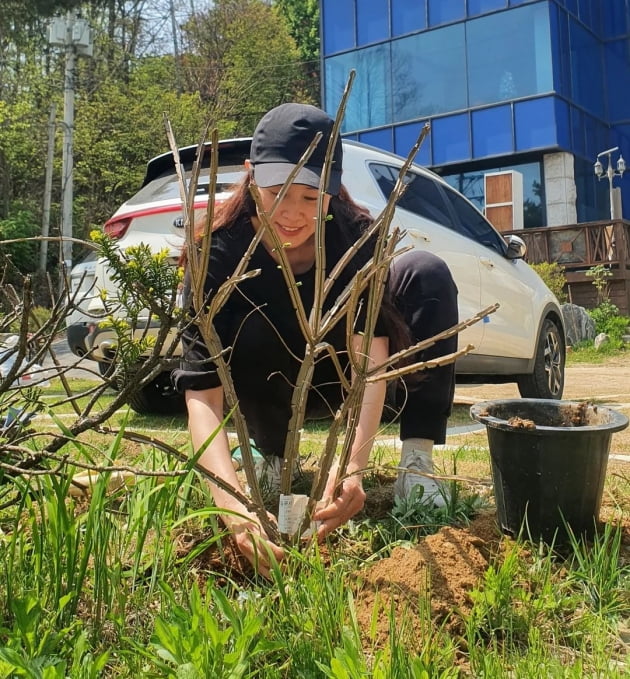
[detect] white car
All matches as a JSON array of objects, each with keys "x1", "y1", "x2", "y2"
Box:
[{"x1": 79, "y1": 138, "x2": 565, "y2": 414}]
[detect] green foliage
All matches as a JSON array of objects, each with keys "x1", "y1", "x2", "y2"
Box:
[
  {"x1": 138, "y1": 582, "x2": 278, "y2": 677},
  {"x1": 588, "y1": 301, "x2": 630, "y2": 344},
  {"x1": 0, "y1": 595, "x2": 109, "y2": 678},
  {"x1": 530, "y1": 261, "x2": 568, "y2": 303},
  {"x1": 565, "y1": 522, "x2": 629, "y2": 618},
  {"x1": 585, "y1": 264, "x2": 613, "y2": 305},
  {"x1": 273, "y1": 0, "x2": 320, "y2": 102},
  {"x1": 183, "y1": 0, "x2": 308, "y2": 133},
  {"x1": 0, "y1": 207, "x2": 40, "y2": 274},
  {"x1": 89, "y1": 230, "x2": 185, "y2": 374}
]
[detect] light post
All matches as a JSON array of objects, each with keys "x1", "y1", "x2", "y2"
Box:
[{"x1": 594, "y1": 146, "x2": 626, "y2": 220}]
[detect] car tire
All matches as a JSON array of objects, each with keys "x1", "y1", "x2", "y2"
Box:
[
  {"x1": 97, "y1": 361, "x2": 114, "y2": 378},
  {"x1": 126, "y1": 371, "x2": 186, "y2": 415},
  {"x1": 517, "y1": 317, "x2": 565, "y2": 399}
]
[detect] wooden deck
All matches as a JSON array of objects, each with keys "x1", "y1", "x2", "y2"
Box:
[{"x1": 511, "y1": 219, "x2": 630, "y2": 315}]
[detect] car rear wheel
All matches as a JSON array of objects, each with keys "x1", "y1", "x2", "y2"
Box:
[
  {"x1": 127, "y1": 371, "x2": 186, "y2": 415},
  {"x1": 517, "y1": 318, "x2": 565, "y2": 399}
]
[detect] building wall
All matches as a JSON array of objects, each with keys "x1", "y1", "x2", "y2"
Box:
[{"x1": 320, "y1": 0, "x2": 630, "y2": 226}]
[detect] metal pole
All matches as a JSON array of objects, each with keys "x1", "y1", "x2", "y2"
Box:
[
  {"x1": 607, "y1": 154, "x2": 615, "y2": 221},
  {"x1": 61, "y1": 11, "x2": 75, "y2": 274},
  {"x1": 40, "y1": 103, "x2": 56, "y2": 272}
]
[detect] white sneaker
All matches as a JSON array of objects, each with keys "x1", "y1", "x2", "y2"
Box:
[{"x1": 394, "y1": 448, "x2": 448, "y2": 508}]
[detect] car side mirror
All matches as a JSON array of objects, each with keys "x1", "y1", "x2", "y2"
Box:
[{"x1": 504, "y1": 234, "x2": 527, "y2": 260}]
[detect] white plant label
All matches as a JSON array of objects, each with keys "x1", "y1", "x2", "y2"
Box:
[{"x1": 278, "y1": 494, "x2": 317, "y2": 537}]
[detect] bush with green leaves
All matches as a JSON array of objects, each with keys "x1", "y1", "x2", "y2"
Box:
[
  {"x1": 588, "y1": 301, "x2": 630, "y2": 344},
  {"x1": 583, "y1": 265, "x2": 630, "y2": 349},
  {"x1": 530, "y1": 262, "x2": 567, "y2": 303}
]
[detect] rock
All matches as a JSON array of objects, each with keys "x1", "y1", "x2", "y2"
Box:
[
  {"x1": 561, "y1": 303, "x2": 596, "y2": 346},
  {"x1": 594, "y1": 333, "x2": 609, "y2": 350}
]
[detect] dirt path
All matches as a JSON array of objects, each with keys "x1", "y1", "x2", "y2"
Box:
[{"x1": 453, "y1": 354, "x2": 630, "y2": 455}]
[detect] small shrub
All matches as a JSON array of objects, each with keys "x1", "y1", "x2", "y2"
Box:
[
  {"x1": 530, "y1": 262, "x2": 567, "y2": 303},
  {"x1": 585, "y1": 264, "x2": 613, "y2": 306},
  {"x1": 588, "y1": 302, "x2": 629, "y2": 349}
]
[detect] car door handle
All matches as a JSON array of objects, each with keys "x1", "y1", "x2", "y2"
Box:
[
  {"x1": 480, "y1": 257, "x2": 495, "y2": 269},
  {"x1": 407, "y1": 229, "x2": 431, "y2": 242}
]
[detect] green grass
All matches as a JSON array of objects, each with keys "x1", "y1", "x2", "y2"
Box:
[
  {"x1": 566, "y1": 343, "x2": 630, "y2": 364},
  {"x1": 1, "y1": 378, "x2": 628, "y2": 677}
]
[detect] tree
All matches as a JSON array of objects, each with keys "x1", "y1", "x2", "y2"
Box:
[
  {"x1": 272, "y1": 0, "x2": 320, "y2": 103},
  {"x1": 182, "y1": 0, "x2": 307, "y2": 134}
]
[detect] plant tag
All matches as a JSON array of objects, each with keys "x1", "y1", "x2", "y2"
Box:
[{"x1": 278, "y1": 494, "x2": 317, "y2": 537}]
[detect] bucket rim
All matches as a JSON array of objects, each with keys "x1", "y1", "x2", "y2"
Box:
[{"x1": 470, "y1": 398, "x2": 629, "y2": 434}]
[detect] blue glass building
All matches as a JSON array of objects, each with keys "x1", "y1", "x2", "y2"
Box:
[{"x1": 321, "y1": 0, "x2": 630, "y2": 227}]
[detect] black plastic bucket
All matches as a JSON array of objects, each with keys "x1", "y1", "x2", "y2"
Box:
[{"x1": 470, "y1": 399, "x2": 628, "y2": 543}]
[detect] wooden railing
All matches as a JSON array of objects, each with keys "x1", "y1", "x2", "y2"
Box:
[
  {"x1": 509, "y1": 219, "x2": 630, "y2": 314},
  {"x1": 510, "y1": 219, "x2": 630, "y2": 272}
]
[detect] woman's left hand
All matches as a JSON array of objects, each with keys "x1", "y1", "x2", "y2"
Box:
[{"x1": 314, "y1": 469, "x2": 366, "y2": 540}]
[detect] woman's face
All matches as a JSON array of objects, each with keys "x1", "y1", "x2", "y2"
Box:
[{"x1": 255, "y1": 183, "x2": 331, "y2": 251}]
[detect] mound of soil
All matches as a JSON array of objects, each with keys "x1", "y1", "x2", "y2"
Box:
[{"x1": 351, "y1": 511, "x2": 500, "y2": 644}]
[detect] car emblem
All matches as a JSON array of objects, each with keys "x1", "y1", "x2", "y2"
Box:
[{"x1": 173, "y1": 217, "x2": 184, "y2": 228}]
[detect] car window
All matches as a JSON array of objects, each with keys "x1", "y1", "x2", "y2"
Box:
[
  {"x1": 370, "y1": 162, "x2": 507, "y2": 255},
  {"x1": 441, "y1": 184, "x2": 506, "y2": 254},
  {"x1": 369, "y1": 163, "x2": 454, "y2": 229}
]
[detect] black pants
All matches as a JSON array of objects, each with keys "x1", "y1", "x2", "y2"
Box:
[{"x1": 229, "y1": 250, "x2": 459, "y2": 457}]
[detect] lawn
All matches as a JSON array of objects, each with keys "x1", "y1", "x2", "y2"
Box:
[{"x1": 0, "y1": 363, "x2": 628, "y2": 677}]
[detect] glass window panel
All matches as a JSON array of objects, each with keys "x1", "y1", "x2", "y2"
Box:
[
  {"x1": 514, "y1": 97, "x2": 557, "y2": 150},
  {"x1": 472, "y1": 105, "x2": 513, "y2": 157},
  {"x1": 574, "y1": 156, "x2": 609, "y2": 222},
  {"x1": 584, "y1": 115, "x2": 610, "y2": 164},
  {"x1": 359, "y1": 127, "x2": 394, "y2": 152},
  {"x1": 324, "y1": 45, "x2": 392, "y2": 133},
  {"x1": 432, "y1": 113, "x2": 471, "y2": 164},
  {"x1": 509, "y1": 0, "x2": 537, "y2": 5},
  {"x1": 428, "y1": 0, "x2": 465, "y2": 26},
  {"x1": 467, "y1": 4, "x2": 553, "y2": 107},
  {"x1": 605, "y1": 40, "x2": 630, "y2": 122},
  {"x1": 394, "y1": 122, "x2": 432, "y2": 165},
  {"x1": 467, "y1": 0, "x2": 506, "y2": 17},
  {"x1": 564, "y1": 0, "x2": 578, "y2": 16},
  {"x1": 602, "y1": 0, "x2": 629, "y2": 38},
  {"x1": 369, "y1": 163, "x2": 455, "y2": 228},
  {"x1": 322, "y1": 0, "x2": 355, "y2": 54},
  {"x1": 357, "y1": 0, "x2": 389, "y2": 45},
  {"x1": 555, "y1": 98, "x2": 571, "y2": 149},
  {"x1": 569, "y1": 19, "x2": 605, "y2": 118},
  {"x1": 391, "y1": 25, "x2": 467, "y2": 120},
  {"x1": 441, "y1": 161, "x2": 545, "y2": 227},
  {"x1": 570, "y1": 106, "x2": 585, "y2": 157},
  {"x1": 578, "y1": 0, "x2": 595, "y2": 31},
  {"x1": 442, "y1": 185, "x2": 506, "y2": 252},
  {"x1": 392, "y1": 0, "x2": 427, "y2": 36},
  {"x1": 554, "y1": 6, "x2": 571, "y2": 98}
]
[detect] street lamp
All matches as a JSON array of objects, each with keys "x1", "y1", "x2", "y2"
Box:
[{"x1": 594, "y1": 146, "x2": 626, "y2": 219}]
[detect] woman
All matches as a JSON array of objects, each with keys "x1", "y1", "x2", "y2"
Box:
[{"x1": 173, "y1": 103, "x2": 458, "y2": 576}]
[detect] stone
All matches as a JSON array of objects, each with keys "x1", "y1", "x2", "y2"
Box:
[
  {"x1": 561, "y1": 303, "x2": 596, "y2": 346},
  {"x1": 594, "y1": 333, "x2": 610, "y2": 350}
]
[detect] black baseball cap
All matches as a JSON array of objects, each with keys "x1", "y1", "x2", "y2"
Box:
[{"x1": 250, "y1": 103, "x2": 343, "y2": 195}]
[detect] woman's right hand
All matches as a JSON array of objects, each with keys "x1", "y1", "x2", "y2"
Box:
[{"x1": 224, "y1": 512, "x2": 285, "y2": 579}]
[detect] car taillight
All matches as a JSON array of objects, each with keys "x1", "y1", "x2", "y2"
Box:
[{"x1": 104, "y1": 218, "x2": 132, "y2": 239}]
